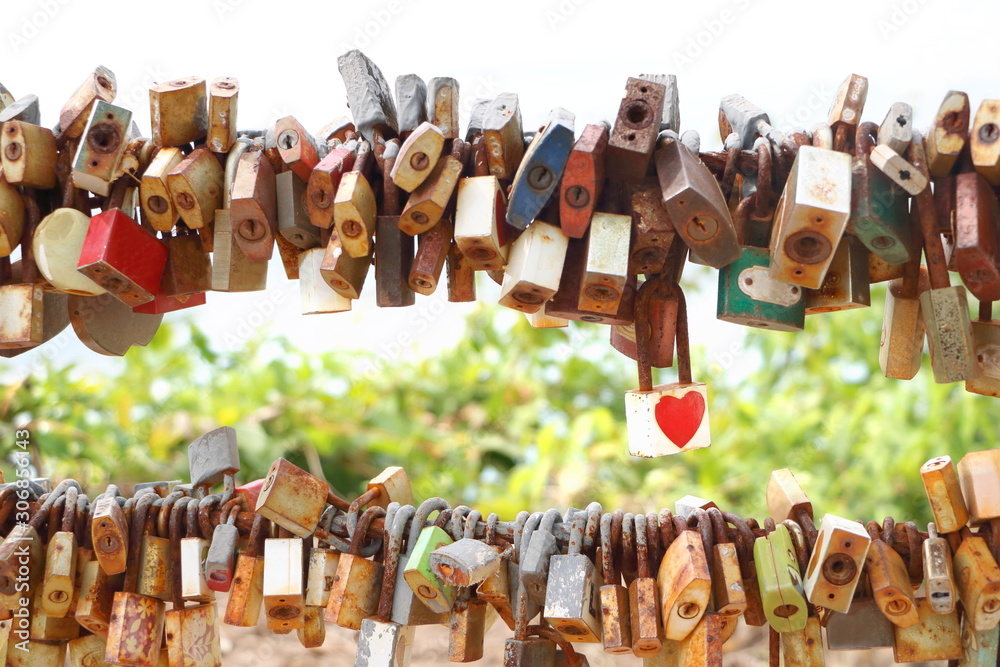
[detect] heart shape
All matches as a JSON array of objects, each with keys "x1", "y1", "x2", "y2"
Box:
[{"x1": 654, "y1": 392, "x2": 706, "y2": 448}]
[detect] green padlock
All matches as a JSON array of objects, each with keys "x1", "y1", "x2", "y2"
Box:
[
  {"x1": 717, "y1": 246, "x2": 805, "y2": 331},
  {"x1": 753, "y1": 524, "x2": 807, "y2": 633},
  {"x1": 850, "y1": 121, "x2": 914, "y2": 265},
  {"x1": 403, "y1": 525, "x2": 456, "y2": 614}
]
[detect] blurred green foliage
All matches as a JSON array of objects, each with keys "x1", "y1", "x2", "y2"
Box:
[{"x1": 2, "y1": 284, "x2": 997, "y2": 526}]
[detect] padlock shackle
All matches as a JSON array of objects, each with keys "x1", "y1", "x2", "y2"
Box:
[
  {"x1": 634, "y1": 512, "x2": 650, "y2": 579},
  {"x1": 621, "y1": 512, "x2": 635, "y2": 576},
  {"x1": 635, "y1": 273, "x2": 692, "y2": 391},
  {"x1": 124, "y1": 491, "x2": 158, "y2": 594},
  {"x1": 464, "y1": 509, "x2": 482, "y2": 540},
  {"x1": 855, "y1": 121, "x2": 878, "y2": 157},
  {"x1": 186, "y1": 495, "x2": 202, "y2": 539},
  {"x1": 567, "y1": 511, "x2": 586, "y2": 556},
  {"x1": 511, "y1": 511, "x2": 530, "y2": 564},
  {"x1": 376, "y1": 503, "x2": 414, "y2": 623},
  {"x1": 582, "y1": 502, "x2": 603, "y2": 553},
  {"x1": 526, "y1": 624, "x2": 583, "y2": 666},
  {"x1": 908, "y1": 132, "x2": 951, "y2": 290},
  {"x1": 600, "y1": 512, "x2": 615, "y2": 582},
  {"x1": 780, "y1": 519, "x2": 810, "y2": 574},
  {"x1": 350, "y1": 505, "x2": 385, "y2": 557},
  {"x1": 170, "y1": 496, "x2": 190, "y2": 608},
  {"x1": 450, "y1": 505, "x2": 472, "y2": 541}
]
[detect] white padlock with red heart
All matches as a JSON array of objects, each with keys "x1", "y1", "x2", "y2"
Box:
[{"x1": 625, "y1": 382, "x2": 710, "y2": 457}]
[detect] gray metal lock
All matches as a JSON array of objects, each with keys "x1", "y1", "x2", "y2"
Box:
[
  {"x1": 390, "y1": 498, "x2": 450, "y2": 627},
  {"x1": 205, "y1": 506, "x2": 240, "y2": 592},
  {"x1": 824, "y1": 583, "x2": 894, "y2": 650},
  {"x1": 395, "y1": 74, "x2": 427, "y2": 137},
  {"x1": 543, "y1": 511, "x2": 601, "y2": 643},
  {"x1": 0, "y1": 94, "x2": 40, "y2": 125},
  {"x1": 520, "y1": 509, "x2": 562, "y2": 603},
  {"x1": 187, "y1": 426, "x2": 240, "y2": 497},
  {"x1": 276, "y1": 170, "x2": 320, "y2": 250},
  {"x1": 356, "y1": 502, "x2": 416, "y2": 667},
  {"x1": 430, "y1": 537, "x2": 502, "y2": 588},
  {"x1": 337, "y1": 49, "x2": 397, "y2": 143}
]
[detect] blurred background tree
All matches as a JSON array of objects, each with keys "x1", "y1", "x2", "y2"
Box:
[{"x1": 2, "y1": 283, "x2": 996, "y2": 526}]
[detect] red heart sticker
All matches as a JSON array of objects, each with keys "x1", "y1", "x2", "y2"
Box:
[{"x1": 654, "y1": 391, "x2": 706, "y2": 448}]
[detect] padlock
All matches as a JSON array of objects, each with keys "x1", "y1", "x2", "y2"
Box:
[
  {"x1": 149, "y1": 76, "x2": 207, "y2": 147},
  {"x1": 892, "y1": 597, "x2": 963, "y2": 662},
  {"x1": 880, "y1": 260, "x2": 928, "y2": 380},
  {"x1": 953, "y1": 535, "x2": 1000, "y2": 630},
  {"x1": 133, "y1": 229, "x2": 211, "y2": 314},
  {"x1": 598, "y1": 510, "x2": 632, "y2": 655},
  {"x1": 276, "y1": 170, "x2": 319, "y2": 249},
  {"x1": 804, "y1": 236, "x2": 870, "y2": 313},
  {"x1": 870, "y1": 143, "x2": 928, "y2": 195},
  {"x1": 375, "y1": 160, "x2": 416, "y2": 307},
  {"x1": 188, "y1": 426, "x2": 240, "y2": 496},
  {"x1": 164, "y1": 600, "x2": 222, "y2": 667},
  {"x1": 275, "y1": 115, "x2": 320, "y2": 182},
  {"x1": 41, "y1": 493, "x2": 79, "y2": 618},
  {"x1": 963, "y1": 620, "x2": 1000, "y2": 666},
  {"x1": 301, "y1": 246, "x2": 352, "y2": 314},
  {"x1": 179, "y1": 505, "x2": 214, "y2": 604},
  {"x1": 825, "y1": 578, "x2": 893, "y2": 649},
  {"x1": 58, "y1": 66, "x2": 117, "y2": 139},
  {"x1": 545, "y1": 239, "x2": 636, "y2": 325},
  {"x1": 827, "y1": 73, "x2": 868, "y2": 151},
  {"x1": 334, "y1": 139, "x2": 377, "y2": 258},
  {"x1": 262, "y1": 535, "x2": 305, "y2": 631},
  {"x1": 391, "y1": 121, "x2": 445, "y2": 193},
  {"x1": 483, "y1": 92, "x2": 524, "y2": 179},
  {"x1": 136, "y1": 496, "x2": 175, "y2": 603},
  {"x1": 431, "y1": 539, "x2": 502, "y2": 588},
  {"x1": 68, "y1": 634, "x2": 116, "y2": 667},
  {"x1": 753, "y1": 524, "x2": 807, "y2": 633},
  {"x1": 768, "y1": 145, "x2": 852, "y2": 288},
  {"x1": 503, "y1": 598, "x2": 557, "y2": 666},
  {"x1": 91, "y1": 487, "x2": 128, "y2": 575},
  {"x1": 326, "y1": 506, "x2": 385, "y2": 629},
  {"x1": 507, "y1": 107, "x2": 575, "y2": 229},
  {"x1": 475, "y1": 514, "x2": 515, "y2": 630},
  {"x1": 230, "y1": 149, "x2": 278, "y2": 261},
  {"x1": 72, "y1": 100, "x2": 132, "y2": 195},
  {"x1": 76, "y1": 558, "x2": 122, "y2": 637},
  {"x1": 29, "y1": 560, "x2": 80, "y2": 641},
  {"x1": 625, "y1": 277, "x2": 711, "y2": 457},
  {"x1": 32, "y1": 207, "x2": 106, "y2": 295},
  {"x1": 206, "y1": 77, "x2": 238, "y2": 153},
  {"x1": 391, "y1": 499, "x2": 451, "y2": 627},
  {"x1": 446, "y1": 509, "x2": 492, "y2": 662},
  {"x1": 801, "y1": 513, "x2": 869, "y2": 613},
  {"x1": 396, "y1": 73, "x2": 427, "y2": 137},
  {"x1": 0, "y1": 521, "x2": 42, "y2": 624},
  {"x1": 223, "y1": 514, "x2": 266, "y2": 627},
  {"x1": 399, "y1": 139, "x2": 466, "y2": 236},
  {"x1": 305, "y1": 546, "x2": 340, "y2": 608},
  {"x1": 498, "y1": 220, "x2": 569, "y2": 314},
  {"x1": 560, "y1": 122, "x2": 609, "y2": 238},
  {"x1": 850, "y1": 121, "x2": 914, "y2": 264},
  {"x1": 0, "y1": 170, "x2": 23, "y2": 256},
  {"x1": 655, "y1": 136, "x2": 740, "y2": 269},
  {"x1": 878, "y1": 102, "x2": 913, "y2": 153},
  {"x1": 922, "y1": 523, "x2": 956, "y2": 614},
  {"x1": 519, "y1": 509, "x2": 561, "y2": 605},
  {"x1": 627, "y1": 512, "x2": 661, "y2": 655},
  {"x1": 320, "y1": 228, "x2": 370, "y2": 299},
  {"x1": 926, "y1": 92, "x2": 968, "y2": 183},
  {"x1": 255, "y1": 457, "x2": 329, "y2": 537},
  {"x1": 657, "y1": 528, "x2": 711, "y2": 641},
  {"x1": 403, "y1": 523, "x2": 456, "y2": 614},
  {"x1": 538, "y1": 511, "x2": 600, "y2": 644},
  {"x1": 575, "y1": 212, "x2": 631, "y2": 315},
  {"x1": 454, "y1": 156, "x2": 509, "y2": 271},
  {"x1": 140, "y1": 147, "x2": 183, "y2": 232},
  {"x1": 69, "y1": 290, "x2": 163, "y2": 356},
  {"x1": 204, "y1": 508, "x2": 239, "y2": 594},
  {"x1": 765, "y1": 468, "x2": 812, "y2": 525},
  {"x1": 297, "y1": 603, "x2": 326, "y2": 649},
  {"x1": 706, "y1": 508, "x2": 746, "y2": 620},
  {"x1": 307, "y1": 142, "x2": 356, "y2": 229},
  {"x1": 954, "y1": 171, "x2": 1000, "y2": 301},
  {"x1": 956, "y1": 449, "x2": 1000, "y2": 526},
  {"x1": 624, "y1": 178, "x2": 677, "y2": 275},
  {"x1": 718, "y1": 93, "x2": 784, "y2": 150},
  {"x1": 1, "y1": 120, "x2": 55, "y2": 188},
  {"x1": 77, "y1": 208, "x2": 168, "y2": 307},
  {"x1": 166, "y1": 147, "x2": 224, "y2": 231},
  {"x1": 674, "y1": 611, "x2": 722, "y2": 667},
  {"x1": 318, "y1": 116, "x2": 356, "y2": 144},
  {"x1": 968, "y1": 300, "x2": 1000, "y2": 397},
  {"x1": 408, "y1": 217, "x2": 453, "y2": 296},
  {"x1": 920, "y1": 455, "x2": 969, "y2": 533},
  {"x1": 106, "y1": 493, "x2": 166, "y2": 667},
  {"x1": 337, "y1": 49, "x2": 398, "y2": 142},
  {"x1": 971, "y1": 99, "x2": 1000, "y2": 185},
  {"x1": 212, "y1": 209, "x2": 268, "y2": 292},
  {"x1": 8, "y1": 641, "x2": 67, "y2": 666},
  {"x1": 427, "y1": 76, "x2": 459, "y2": 139},
  {"x1": 717, "y1": 246, "x2": 805, "y2": 331},
  {"x1": 865, "y1": 536, "x2": 918, "y2": 627},
  {"x1": 607, "y1": 77, "x2": 666, "y2": 183},
  {"x1": 446, "y1": 243, "x2": 476, "y2": 303}
]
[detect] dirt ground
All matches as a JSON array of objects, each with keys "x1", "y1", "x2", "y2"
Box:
[{"x1": 218, "y1": 595, "x2": 915, "y2": 666}]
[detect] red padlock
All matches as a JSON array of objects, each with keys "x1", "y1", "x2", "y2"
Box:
[
  {"x1": 235, "y1": 478, "x2": 267, "y2": 509},
  {"x1": 77, "y1": 210, "x2": 168, "y2": 307}
]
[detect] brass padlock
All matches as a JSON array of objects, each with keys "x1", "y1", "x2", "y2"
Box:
[
  {"x1": 76, "y1": 557, "x2": 122, "y2": 637},
  {"x1": 628, "y1": 512, "x2": 661, "y2": 655},
  {"x1": 865, "y1": 535, "x2": 918, "y2": 628},
  {"x1": 166, "y1": 147, "x2": 223, "y2": 232},
  {"x1": 326, "y1": 506, "x2": 386, "y2": 630},
  {"x1": 607, "y1": 76, "x2": 666, "y2": 183},
  {"x1": 658, "y1": 529, "x2": 711, "y2": 641},
  {"x1": 483, "y1": 92, "x2": 524, "y2": 180},
  {"x1": 72, "y1": 100, "x2": 132, "y2": 196},
  {"x1": 91, "y1": 486, "x2": 128, "y2": 575},
  {"x1": 223, "y1": 514, "x2": 266, "y2": 627},
  {"x1": 802, "y1": 513, "x2": 869, "y2": 613},
  {"x1": 880, "y1": 260, "x2": 928, "y2": 381},
  {"x1": 140, "y1": 146, "x2": 183, "y2": 232},
  {"x1": 1, "y1": 120, "x2": 56, "y2": 188},
  {"x1": 598, "y1": 510, "x2": 632, "y2": 655},
  {"x1": 675, "y1": 611, "x2": 723, "y2": 667},
  {"x1": 399, "y1": 139, "x2": 466, "y2": 236},
  {"x1": 391, "y1": 121, "x2": 445, "y2": 193},
  {"x1": 58, "y1": 66, "x2": 116, "y2": 139},
  {"x1": 892, "y1": 597, "x2": 963, "y2": 662},
  {"x1": 149, "y1": 76, "x2": 207, "y2": 147},
  {"x1": 41, "y1": 491, "x2": 79, "y2": 618},
  {"x1": 925, "y1": 90, "x2": 969, "y2": 177},
  {"x1": 275, "y1": 115, "x2": 320, "y2": 182},
  {"x1": 206, "y1": 77, "x2": 238, "y2": 154},
  {"x1": 427, "y1": 76, "x2": 459, "y2": 139},
  {"x1": 334, "y1": 139, "x2": 377, "y2": 258},
  {"x1": 920, "y1": 455, "x2": 969, "y2": 533},
  {"x1": 230, "y1": 148, "x2": 278, "y2": 261},
  {"x1": 307, "y1": 141, "x2": 356, "y2": 229},
  {"x1": 954, "y1": 535, "x2": 1000, "y2": 631},
  {"x1": 828, "y1": 73, "x2": 868, "y2": 151},
  {"x1": 706, "y1": 508, "x2": 746, "y2": 620},
  {"x1": 212, "y1": 143, "x2": 269, "y2": 294},
  {"x1": 255, "y1": 457, "x2": 329, "y2": 538}
]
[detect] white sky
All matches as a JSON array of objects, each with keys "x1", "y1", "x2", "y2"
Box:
[{"x1": 2, "y1": 0, "x2": 998, "y2": 382}]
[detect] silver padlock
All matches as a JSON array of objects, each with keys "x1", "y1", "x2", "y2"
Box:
[
  {"x1": 430, "y1": 536, "x2": 502, "y2": 588},
  {"x1": 187, "y1": 426, "x2": 240, "y2": 497},
  {"x1": 205, "y1": 505, "x2": 240, "y2": 592},
  {"x1": 543, "y1": 511, "x2": 601, "y2": 643},
  {"x1": 520, "y1": 509, "x2": 562, "y2": 604},
  {"x1": 390, "y1": 498, "x2": 450, "y2": 627}
]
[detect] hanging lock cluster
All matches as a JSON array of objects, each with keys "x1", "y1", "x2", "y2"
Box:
[
  {"x1": 2, "y1": 427, "x2": 1000, "y2": 665},
  {"x1": 0, "y1": 61, "x2": 998, "y2": 458}
]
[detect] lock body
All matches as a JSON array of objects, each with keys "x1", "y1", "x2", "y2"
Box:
[
  {"x1": 499, "y1": 221, "x2": 569, "y2": 314},
  {"x1": 262, "y1": 538, "x2": 305, "y2": 632},
  {"x1": 207, "y1": 77, "x2": 238, "y2": 153},
  {"x1": 507, "y1": 107, "x2": 575, "y2": 230},
  {"x1": 804, "y1": 236, "x2": 870, "y2": 314},
  {"x1": 920, "y1": 455, "x2": 969, "y2": 533},
  {"x1": 543, "y1": 552, "x2": 602, "y2": 643},
  {"x1": 149, "y1": 77, "x2": 207, "y2": 147},
  {"x1": 802, "y1": 514, "x2": 869, "y2": 612},
  {"x1": 625, "y1": 383, "x2": 710, "y2": 457},
  {"x1": 255, "y1": 457, "x2": 328, "y2": 537},
  {"x1": 164, "y1": 603, "x2": 223, "y2": 667},
  {"x1": 717, "y1": 246, "x2": 805, "y2": 331},
  {"x1": 892, "y1": 598, "x2": 963, "y2": 662},
  {"x1": 657, "y1": 531, "x2": 712, "y2": 641},
  {"x1": 77, "y1": 209, "x2": 168, "y2": 307}
]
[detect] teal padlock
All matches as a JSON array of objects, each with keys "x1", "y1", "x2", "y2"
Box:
[
  {"x1": 850, "y1": 121, "x2": 914, "y2": 265},
  {"x1": 717, "y1": 246, "x2": 805, "y2": 331}
]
